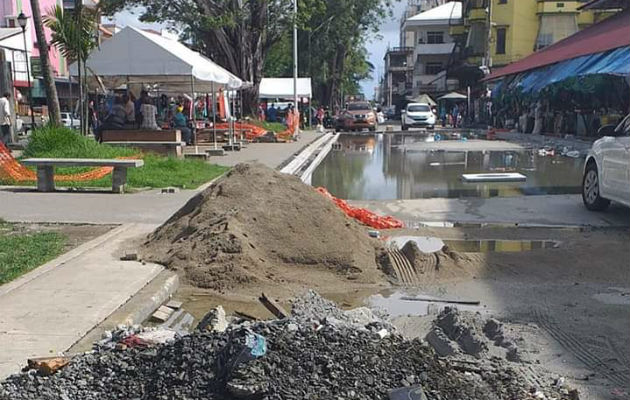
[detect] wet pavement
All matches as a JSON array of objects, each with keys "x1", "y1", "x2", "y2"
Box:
[{"x1": 312, "y1": 133, "x2": 585, "y2": 200}]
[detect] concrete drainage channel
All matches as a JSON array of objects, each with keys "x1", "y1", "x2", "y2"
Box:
[{"x1": 280, "y1": 131, "x2": 339, "y2": 184}]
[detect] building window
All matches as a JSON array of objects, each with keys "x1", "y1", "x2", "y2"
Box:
[
  {"x1": 427, "y1": 31, "x2": 444, "y2": 44},
  {"x1": 498, "y1": 0, "x2": 507, "y2": 4},
  {"x1": 495, "y1": 28, "x2": 506, "y2": 55},
  {"x1": 425, "y1": 62, "x2": 443, "y2": 75}
]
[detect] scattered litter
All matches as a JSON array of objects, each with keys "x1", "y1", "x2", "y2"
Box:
[{"x1": 26, "y1": 357, "x2": 70, "y2": 376}]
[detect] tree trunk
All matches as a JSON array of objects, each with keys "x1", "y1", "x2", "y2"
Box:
[{"x1": 30, "y1": 0, "x2": 61, "y2": 126}]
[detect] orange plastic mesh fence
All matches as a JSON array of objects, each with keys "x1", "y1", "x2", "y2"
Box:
[
  {"x1": 0, "y1": 142, "x2": 136, "y2": 183},
  {"x1": 316, "y1": 187, "x2": 404, "y2": 230}
]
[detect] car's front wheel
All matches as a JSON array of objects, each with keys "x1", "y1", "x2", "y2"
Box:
[{"x1": 582, "y1": 161, "x2": 610, "y2": 211}]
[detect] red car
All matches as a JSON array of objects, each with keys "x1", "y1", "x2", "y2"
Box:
[{"x1": 336, "y1": 102, "x2": 377, "y2": 132}]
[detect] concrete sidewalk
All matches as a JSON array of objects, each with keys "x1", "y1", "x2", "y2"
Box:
[
  {"x1": 0, "y1": 224, "x2": 162, "y2": 379},
  {"x1": 0, "y1": 131, "x2": 321, "y2": 225},
  {"x1": 203, "y1": 130, "x2": 321, "y2": 168},
  {"x1": 351, "y1": 195, "x2": 630, "y2": 228}
]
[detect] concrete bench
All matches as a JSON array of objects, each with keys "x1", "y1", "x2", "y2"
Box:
[
  {"x1": 106, "y1": 141, "x2": 185, "y2": 158},
  {"x1": 102, "y1": 129, "x2": 181, "y2": 142},
  {"x1": 22, "y1": 158, "x2": 144, "y2": 193}
]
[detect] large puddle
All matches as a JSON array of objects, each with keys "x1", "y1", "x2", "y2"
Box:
[
  {"x1": 311, "y1": 133, "x2": 585, "y2": 200},
  {"x1": 367, "y1": 289, "x2": 491, "y2": 317}
]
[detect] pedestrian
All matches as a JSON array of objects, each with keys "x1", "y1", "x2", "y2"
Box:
[
  {"x1": 122, "y1": 94, "x2": 135, "y2": 126},
  {"x1": 88, "y1": 100, "x2": 98, "y2": 134},
  {"x1": 258, "y1": 103, "x2": 266, "y2": 121},
  {"x1": 173, "y1": 105, "x2": 192, "y2": 145},
  {"x1": 140, "y1": 96, "x2": 160, "y2": 130},
  {"x1": 452, "y1": 104, "x2": 459, "y2": 128},
  {"x1": 267, "y1": 103, "x2": 278, "y2": 123},
  {"x1": 95, "y1": 96, "x2": 126, "y2": 142},
  {"x1": 0, "y1": 92, "x2": 11, "y2": 144},
  {"x1": 316, "y1": 106, "x2": 324, "y2": 127}
]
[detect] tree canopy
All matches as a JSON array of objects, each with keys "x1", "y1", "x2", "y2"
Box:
[{"x1": 101, "y1": 0, "x2": 394, "y2": 113}]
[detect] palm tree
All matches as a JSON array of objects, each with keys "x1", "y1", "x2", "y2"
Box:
[
  {"x1": 30, "y1": 0, "x2": 61, "y2": 126},
  {"x1": 44, "y1": 4, "x2": 97, "y2": 135}
]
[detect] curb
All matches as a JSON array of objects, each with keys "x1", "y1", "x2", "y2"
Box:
[{"x1": 67, "y1": 270, "x2": 180, "y2": 354}]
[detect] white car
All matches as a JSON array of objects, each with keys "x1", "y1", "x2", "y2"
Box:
[
  {"x1": 582, "y1": 114, "x2": 630, "y2": 211},
  {"x1": 401, "y1": 103, "x2": 435, "y2": 130},
  {"x1": 60, "y1": 112, "x2": 80, "y2": 129}
]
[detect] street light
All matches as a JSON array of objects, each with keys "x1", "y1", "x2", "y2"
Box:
[{"x1": 17, "y1": 12, "x2": 35, "y2": 130}]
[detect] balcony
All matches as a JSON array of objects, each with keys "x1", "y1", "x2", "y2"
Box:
[
  {"x1": 415, "y1": 43, "x2": 456, "y2": 56},
  {"x1": 386, "y1": 46, "x2": 414, "y2": 54},
  {"x1": 537, "y1": 1, "x2": 581, "y2": 14},
  {"x1": 468, "y1": 8, "x2": 487, "y2": 21}
]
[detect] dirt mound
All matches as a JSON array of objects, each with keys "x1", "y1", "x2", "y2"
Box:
[
  {"x1": 397, "y1": 241, "x2": 471, "y2": 283},
  {"x1": 142, "y1": 163, "x2": 383, "y2": 291}
]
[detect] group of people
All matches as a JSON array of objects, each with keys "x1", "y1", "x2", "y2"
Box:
[
  {"x1": 257, "y1": 103, "x2": 297, "y2": 128},
  {"x1": 95, "y1": 91, "x2": 192, "y2": 144}
]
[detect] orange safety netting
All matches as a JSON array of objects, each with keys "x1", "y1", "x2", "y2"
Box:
[
  {"x1": 215, "y1": 113, "x2": 300, "y2": 142},
  {"x1": 316, "y1": 187, "x2": 404, "y2": 230},
  {"x1": 0, "y1": 142, "x2": 134, "y2": 183}
]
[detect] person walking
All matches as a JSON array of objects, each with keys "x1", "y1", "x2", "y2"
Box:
[
  {"x1": 0, "y1": 92, "x2": 12, "y2": 144},
  {"x1": 316, "y1": 106, "x2": 325, "y2": 127}
]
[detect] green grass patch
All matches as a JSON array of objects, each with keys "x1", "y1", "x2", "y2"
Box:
[
  {"x1": 250, "y1": 120, "x2": 287, "y2": 133},
  {"x1": 0, "y1": 225, "x2": 66, "y2": 285},
  {"x1": 10, "y1": 125, "x2": 228, "y2": 189}
]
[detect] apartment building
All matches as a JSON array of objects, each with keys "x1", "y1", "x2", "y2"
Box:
[{"x1": 402, "y1": 1, "x2": 462, "y2": 97}]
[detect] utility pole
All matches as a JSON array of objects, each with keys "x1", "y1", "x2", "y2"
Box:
[
  {"x1": 484, "y1": 0, "x2": 493, "y2": 69},
  {"x1": 293, "y1": 0, "x2": 298, "y2": 136}
]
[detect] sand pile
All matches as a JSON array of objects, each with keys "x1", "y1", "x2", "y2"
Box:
[
  {"x1": 143, "y1": 163, "x2": 382, "y2": 291},
  {"x1": 398, "y1": 241, "x2": 472, "y2": 283}
]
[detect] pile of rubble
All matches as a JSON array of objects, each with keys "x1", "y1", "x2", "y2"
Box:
[{"x1": 0, "y1": 292, "x2": 575, "y2": 400}]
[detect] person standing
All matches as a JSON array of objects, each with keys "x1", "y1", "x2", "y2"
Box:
[
  {"x1": 267, "y1": 103, "x2": 277, "y2": 122},
  {"x1": 0, "y1": 92, "x2": 12, "y2": 144},
  {"x1": 316, "y1": 106, "x2": 324, "y2": 127},
  {"x1": 122, "y1": 94, "x2": 135, "y2": 126}
]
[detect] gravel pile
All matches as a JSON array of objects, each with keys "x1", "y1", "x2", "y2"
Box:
[{"x1": 0, "y1": 292, "x2": 564, "y2": 400}]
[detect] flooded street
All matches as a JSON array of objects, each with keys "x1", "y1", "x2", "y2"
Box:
[{"x1": 312, "y1": 133, "x2": 585, "y2": 200}]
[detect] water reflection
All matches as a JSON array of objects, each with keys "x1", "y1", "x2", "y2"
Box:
[{"x1": 311, "y1": 134, "x2": 585, "y2": 200}]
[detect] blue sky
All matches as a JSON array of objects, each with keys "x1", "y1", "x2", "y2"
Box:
[{"x1": 111, "y1": 2, "x2": 408, "y2": 98}]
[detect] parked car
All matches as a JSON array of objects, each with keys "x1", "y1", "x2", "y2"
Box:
[
  {"x1": 401, "y1": 103, "x2": 435, "y2": 130},
  {"x1": 336, "y1": 102, "x2": 377, "y2": 132},
  {"x1": 582, "y1": 114, "x2": 630, "y2": 211},
  {"x1": 60, "y1": 112, "x2": 80, "y2": 129}
]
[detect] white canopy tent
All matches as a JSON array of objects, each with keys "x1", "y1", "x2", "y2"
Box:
[
  {"x1": 259, "y1": 78, "x2": 312, "y2": 99},
  {"x1": 70, "y1": 26, "x2": 242, "y2": 90},
  {"x1": 70, "y1": 26, "x2": 247, "y2": 149},
  {"x1": 438, "y1": 92, "x2": 467, "y2": 100}
]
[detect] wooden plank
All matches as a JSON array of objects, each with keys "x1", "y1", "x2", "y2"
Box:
[
  {"x1": 22, "y1": 158, "x2": 144, "y2": 168},
  {"x1": 258, "y1": 293, "x2": 289, "y2": 319},
  {"x1": 27, "y1": 356, "x2": 71, "y2": 376}
]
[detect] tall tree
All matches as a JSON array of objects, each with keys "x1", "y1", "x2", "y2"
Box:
[
  {"x1": 30, "y1": 0, "x2": 61, "y2": 126},
  {"x1": 44, "y1": 4, "x2": 98, "y2": 135}
]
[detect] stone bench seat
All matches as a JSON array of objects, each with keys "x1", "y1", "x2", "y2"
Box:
[{"x1": 22, "y1": 158, "x2": 144, "y2": 193}]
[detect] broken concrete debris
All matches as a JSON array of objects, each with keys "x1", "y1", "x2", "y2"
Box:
[{"x1": 0, "y1": 292, "x2": 577, "y2": 400}]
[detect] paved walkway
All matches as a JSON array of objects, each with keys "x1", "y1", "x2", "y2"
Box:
[
  {"x1": 0, "y1": 131, "x2": 321, "y2": 225},
  {"x1": 0, "y1": 224, "x2": 161, "y2": 379},
  {"x1": 199, "y1": 130, "x2": 321, "y2": 168},
  {"x1": 351, "y1": 195, "x2": 630, "y2": 228}
]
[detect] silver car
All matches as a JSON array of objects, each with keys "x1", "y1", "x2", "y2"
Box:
[{"x1": 582, "y1": 114, "x2": 630, "y2": 210}]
